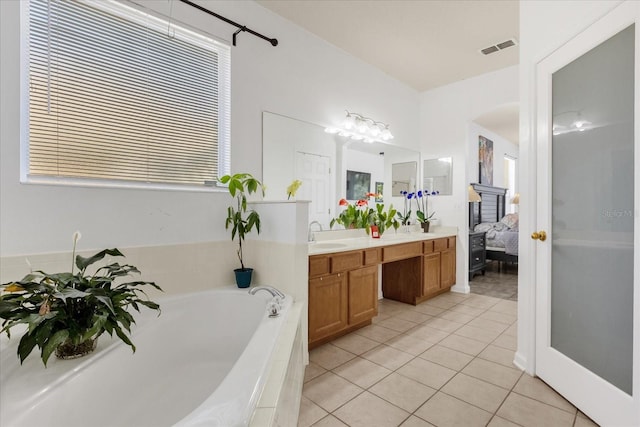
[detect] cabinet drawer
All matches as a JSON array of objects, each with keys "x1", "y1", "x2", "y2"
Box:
[
  {"x1": 433, "y1": 238, "x2": 448, "y2": 252},
  {"x1": 331, "y1": 251, "x2": 363, "y2": 273},
  {"x1": 364, "y1": 248, "x2": 380, "y2": 266},
  {"x1": 423, "y1": 240, "x2": 435, "y2": 254},
  {"x1": 309, "y1": 255, "x2": 330, "y2": 277},
  {"x1": 448, "y1": 237, "x2": 456, "y2": 249},
  {"x1": 470, "y1": 236, "x2": 485, "y2": 250},
  {"x1": 382, "y1": 242, "x2": 422, "y2": 262}
]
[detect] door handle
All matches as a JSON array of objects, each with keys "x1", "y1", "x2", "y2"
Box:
[{"x1": 531, "y1": 231, "x2": 547, "y2": 241}]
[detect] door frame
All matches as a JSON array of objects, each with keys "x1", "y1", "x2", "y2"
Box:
[{"x1": 532, "y1": 1, "x2": 640, "y2": 425}]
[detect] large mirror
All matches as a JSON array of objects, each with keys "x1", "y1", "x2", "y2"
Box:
[
  {"x1": 262, "y1": 111, "x2": 420, "y2": 229},
  {"x1": 391, "y1": 162, "x2": 417, "y2": 196},
  {"x1": 423, "y1": 157, "x2": 453, "y2": 195}
]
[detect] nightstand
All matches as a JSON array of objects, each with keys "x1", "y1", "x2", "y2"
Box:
[{"x1": 469, "y1": 231, "x2": 487, "y2": 280}]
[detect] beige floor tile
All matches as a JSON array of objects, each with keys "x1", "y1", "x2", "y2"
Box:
[
  {"x1": 454, "y1": 324, "x2": 502, "y2": 343},
  {"x1": 310, "y1": 415, "x2": 349, "y2": 427},
  {"x1": 304, "y1": 362, "x2": 328, "y2": 383},
  {"x1": 489, "y1": 300, "x2": 517, "y2": 315},
  {"x1": 467, "y1": 317, "x2": 510, "y2": 333},
  {"x1": 331, "y1": 333, "x2": 380, "y2": 355},
  {"x1": 492, "y1": 333, "x2": 517, "y2": 351},
  {"x1": 309, "y1": 344, "x2": 357, "y2": 370},
  {"x1": 438, "y1": 310, "x2": 476, "y2": 324},
  {"x1": 424, "y1": 298, "x2": 459, "y2": 310},
  {"x1": 503, "y1": 323, "x2": 518, "y2": 337},
  {"x1": 372, "y1": 312, "x2": 394, "y2": 323},
  {"x1": 441, "y1": 373, "x2": 510, "y2": 413},
  {"x1": 376, "y1": 316, "x2": 419, "y2": 333},
  {"x1": 478, "y1": 310, "x2": 517, "y2": 326},
  {"x1": 404, "y1": 324, "x2": 450, "y2": 343},
  {"x1": 459, "y1": 295, "x2": 500, "y2": 309},
  {"x1": 361, "y1": 344, "x2": 414, "y2": 371},
  {"x1": 448, "y1": 304, "x2": 486, "y2": 316},
  {"x1": 438, "y1": 292, "x2": 470, "y2": 302},
  {"x1": 497, "y1": 392, "x2": 575, "y2": 427},
  {"x1": 419, "y1": 344, "x2": 474, "y2": 371},
  {"x1": 575, "y1": 411, "x2": 599, "y2": 427},
  {"x1": 400, "y1": 415, "x2": 436, "y2": 427},
  {"x1": 415, "y1": 392, "x2": 493, "y2": 427},
  {"x1": 512, "y1": 374, "x2": 576, "y2": 414},
  {"x1": 394, "y1": 310, "x2": 433, "y2": 324},
  {"x1": 438, "y1": 334, "x2": 488, "y2": 356},
  {"x1": 461, "y1": 358, "x2": 522, "y2": 390},
  {"x1": 303, "y1": 372, "x2": 363, "y2": 412},
  {"x1": 333, "y1": 391, "x2": 410, "y2": 427},
  {"x1": 487, "y1": 416, "x2": 521, "y2": 427},
  {"x1": 478, "y1": 345, "x2": 517, "y2": 368},
  {"x1": 369, "y1": 372, "x2": 437, "y2": 412},
  {"x1": 385, "y1": 333, "x2": 436, "y2": 356},
  {"x1": 426, "y1": 317, "x2": 465, "y2": 333},
  {"x1": 397, "y1": 357, "x2": 457, "y2": 389},
  {"x1": 354, "y1": 324, "x2": 402, "y2": 343},
  {"x1": 333, "y1": 357, "x2": 392, "y2": 389},
  {"x1": 298, "y1": 396, "x2": 328, "y2": 427},
  {"x1": 411, "y1": 303, "x2": 445, "y2": 316}
]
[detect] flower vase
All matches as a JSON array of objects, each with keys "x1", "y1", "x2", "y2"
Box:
[
  {"x1": 421, "y1": 222, "x2": 430, "y2": 233},
  {"x1": 55, "y1": 337, "x2": 98, "y2": 360}
]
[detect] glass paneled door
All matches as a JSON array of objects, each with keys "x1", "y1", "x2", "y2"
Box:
[{"x1": 535, "y1": 2, "x2": 639, "y2": 426}]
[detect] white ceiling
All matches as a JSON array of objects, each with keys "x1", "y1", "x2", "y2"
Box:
[{"x1": 257, "y1": 0, "x2": 520, "y2": 144}]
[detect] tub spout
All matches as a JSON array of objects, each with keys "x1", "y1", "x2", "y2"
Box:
[{"x1": 248, "y1": 286, "x2": 285, "y2": 300}]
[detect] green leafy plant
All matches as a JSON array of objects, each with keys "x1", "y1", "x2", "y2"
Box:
[
  {"x1": 397, "y1": 191, "x2": 413, "y2": 225},
  {"x1": 220, "y1": 173, "x2": 265, "y2": 270},
  {"x1": 330, "y1": 194, "x2": 399, "y2": 236},
  {"x1": 0, "y1": 235, "x2": 162, "y2": 366}
]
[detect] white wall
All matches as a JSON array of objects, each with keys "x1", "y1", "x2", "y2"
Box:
[
  {"x1": 418, "y1": 65, "x2": 519, "y2": 293},
  {"x1": 517, "y1": 0, "x2": 624, "y2": 373},
  {"x1": 0, "y1": 0, "x2": 419, "y2": 258}
]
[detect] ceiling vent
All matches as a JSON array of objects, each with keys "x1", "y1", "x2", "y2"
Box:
[{"x1": 480, "y1": 38, "x2": 518, "y2": 55}]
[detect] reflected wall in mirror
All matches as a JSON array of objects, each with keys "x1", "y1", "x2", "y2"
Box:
[
  {"x1": 423, "y1": 157, "x2": 453, "y2": 195},
  {"x1": 262, "y1": 111, "x2": 420, "y2": 229},
  {"x1": 391, "y1": 161, "x2": 417, "y2": 196}
]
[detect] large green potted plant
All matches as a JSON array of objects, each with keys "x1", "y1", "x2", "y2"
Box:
[
  {"x1": 220, "y1": 173, "x2": 265, "y2": 288},
  {"x1": 0, "y1": 233, "x2": 162, "y2": 365}
]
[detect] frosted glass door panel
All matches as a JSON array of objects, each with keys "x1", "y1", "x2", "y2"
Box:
[{"x1": 551, "y1": 25, "x2": 635, "y2": 395}]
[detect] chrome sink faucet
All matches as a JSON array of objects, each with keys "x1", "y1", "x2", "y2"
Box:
[{"x1": 308, "y1": 221, "x2": 323, "y2": 242}]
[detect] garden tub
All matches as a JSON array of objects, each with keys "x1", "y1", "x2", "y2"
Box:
[{"x1": 0, "y1": 288, "x2": 295, "y2": 427}]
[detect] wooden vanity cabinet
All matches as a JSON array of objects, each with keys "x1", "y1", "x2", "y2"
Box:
[
  {"x1": 308, "y1": 250, "x2": 378, "y2": 348},
  {"x1": 421, "y1": 236, "x2": 457, "y2": 299}
]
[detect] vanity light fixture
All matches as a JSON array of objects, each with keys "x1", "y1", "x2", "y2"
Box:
[{"x1": 325, "y1": 111, "x2": 394, "y2": 143}]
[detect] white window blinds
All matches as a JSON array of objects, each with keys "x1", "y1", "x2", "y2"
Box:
[{"x1": 26, "y1": 0, "x2": 231, "y2": 187}]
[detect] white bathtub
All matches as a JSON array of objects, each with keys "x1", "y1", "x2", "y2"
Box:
[{"x1": 0, "y1": 288, "x2": 299, "y2": 427}]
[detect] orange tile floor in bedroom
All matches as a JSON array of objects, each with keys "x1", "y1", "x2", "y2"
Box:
[{"x1": 298, "y1": 291, "x2": 598, "y2": 427}]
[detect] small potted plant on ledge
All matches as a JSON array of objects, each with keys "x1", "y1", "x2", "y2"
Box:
[
  {"x1": 415, "y1": 190, "x2": 438, "y2": 232},
  {"x1": 220, "y1": 172, "x2": 265, "y2": 288},
  {"x1": 0, "y1": 232, "x2": 162, "y2": 365}
]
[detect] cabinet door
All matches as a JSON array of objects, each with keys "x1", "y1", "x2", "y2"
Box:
[
  {"x1": 309, "y1": 273, "x2": 348, "y2": 342},
  {"x1": 441, "y1": 248, "x2": 456, "y2": 288},
  {"x1": 423, "y1": 252, "x2": 441, "y2": 296},
  {"x1": 348, "y1": 265, "x2": 378, "y2": 325}
]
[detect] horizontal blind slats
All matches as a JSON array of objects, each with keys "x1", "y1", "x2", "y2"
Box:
[{"x1": 27, "y1": 0, "x2": 230, "y2": 186}]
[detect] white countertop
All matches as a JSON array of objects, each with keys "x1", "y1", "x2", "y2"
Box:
[{"x1": 308, "y1": 227, "x2": 458, "y2": 256}]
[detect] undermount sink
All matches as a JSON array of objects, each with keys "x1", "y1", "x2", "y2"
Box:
[{"x1": 312, "y1": 242, "x2": 349, "y2": 250}]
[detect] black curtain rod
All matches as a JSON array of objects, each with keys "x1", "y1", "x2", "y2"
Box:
[{"x1": 178, "y1": 0, "x2": 278, "y2": 47}]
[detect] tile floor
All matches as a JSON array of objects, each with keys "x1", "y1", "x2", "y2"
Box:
[
  {"x1": 470, "y1": 261, "x2": 518, "y2": 301},
  {"x1": 298, "y1": 292, "x2": 599, "y2": 427}
]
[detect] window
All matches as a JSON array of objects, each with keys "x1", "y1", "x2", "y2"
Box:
[
  {"x1": 24, "y1": 0, "x2": 230, "y2": 189},
  {"x1": 503, "y1": 155, "x2": 517, "y2": 213}
]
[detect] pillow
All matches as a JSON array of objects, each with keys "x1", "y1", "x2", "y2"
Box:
[{"x1": 500, "y1": 213, "x2": 519, "y2": 229}]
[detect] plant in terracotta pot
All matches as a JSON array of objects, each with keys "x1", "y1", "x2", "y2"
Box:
[
  {"x1": 0, "y1": 233, "x2": 162, "y2": 365},
  {"x1": 220, "y1": 173, "x2": 265, "y2": 288}
]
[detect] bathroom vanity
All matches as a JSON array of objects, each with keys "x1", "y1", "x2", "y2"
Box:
[{"x1": 307, "y1": 231, "x2": 457, "y2": 348}]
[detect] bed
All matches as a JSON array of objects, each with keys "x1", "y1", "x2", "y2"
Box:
[{"x1": 469, "y1": 183, "x2": 519, "y2": 264}]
